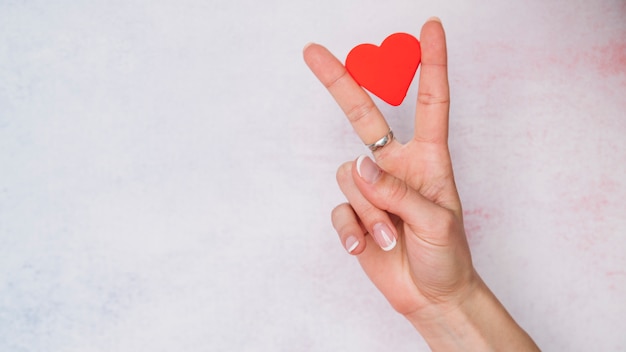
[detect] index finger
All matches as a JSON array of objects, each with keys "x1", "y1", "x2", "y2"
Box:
[{"x1": 303, "y1": 43, "x2": 399, "y2": 149}]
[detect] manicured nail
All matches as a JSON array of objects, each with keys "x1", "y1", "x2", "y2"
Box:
[
  {"x1": 428, "y1": 16, "x2": 442, "y2": 23},
  {"x1": 356, "y1": 155, "x2": 382, "y2": 184},
  {"x1": 345, "y1": 235, "x2": 359, "y2": 253},
  {"x1": 373, "y1": 223, "x2": 396, "y2": 251}
]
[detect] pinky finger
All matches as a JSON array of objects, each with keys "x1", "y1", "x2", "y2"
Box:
[{"x1": 331, "y1": 203, "x2": 367, "y2": 255}]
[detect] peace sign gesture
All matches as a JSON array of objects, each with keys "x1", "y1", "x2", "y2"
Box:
[{"x1": 304, "y1": 18, "x2": 538, "y2": 350}]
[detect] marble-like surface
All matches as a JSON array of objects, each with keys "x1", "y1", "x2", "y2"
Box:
[{"x1": 1, "y1": 1, "x2": 624, "y2": 350}]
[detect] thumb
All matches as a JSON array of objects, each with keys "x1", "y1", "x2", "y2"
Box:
[{"x1": 352, "y1": 155, "x2": 456, "y2": 246}]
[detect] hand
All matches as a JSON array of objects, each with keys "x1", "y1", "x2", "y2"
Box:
[
  {"x1": 304, "y1": 18, "x2": 539, "y2": 350},
  {"x1": 305, "y1": 17, "x2": 470, "y2": 318}
]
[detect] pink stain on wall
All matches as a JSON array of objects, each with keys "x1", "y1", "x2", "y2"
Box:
[
  {"x1": 590, "y1": 40, "x2": 626, "y2": 77},
  {"x1": 469, "y1": 18, "x2": 626, "y2": 83},
  {"x1": 463, "y1": 207, "x2": 492, "y2": 246},
  {"x1": 553, "y1": 173, "x2": 618, "y2": 251},
  {"x1": 472, "y1": 38, "x2": 626, "y2": 79}
]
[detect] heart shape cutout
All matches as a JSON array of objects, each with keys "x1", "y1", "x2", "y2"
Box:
[{"x1": 345, "y1": 33, "x2": 421, "y2": 106}]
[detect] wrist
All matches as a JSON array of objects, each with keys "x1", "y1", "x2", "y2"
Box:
[
  {"x1": 405, "y1": 271, "x2": 487, "y2": 350},
  {"x1": 405, "y1": 273, "x2": 539, "y2": 351}
]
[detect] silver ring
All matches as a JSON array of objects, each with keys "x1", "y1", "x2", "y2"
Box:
[{"x1": 366, "y1": 130, "x2": 394, "y2": 152}]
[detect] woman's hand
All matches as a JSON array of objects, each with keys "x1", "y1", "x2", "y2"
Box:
[
  {"x1": 304, "y1": 18, "x2": 539, "y2": 350},
  {"x1": 304, "y1": 17, "x2": 471, "y2": 319}
]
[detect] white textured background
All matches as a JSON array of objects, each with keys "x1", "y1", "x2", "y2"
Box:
[{"x1": 1, "y1": 1, "x2": 625, "y2": 351}]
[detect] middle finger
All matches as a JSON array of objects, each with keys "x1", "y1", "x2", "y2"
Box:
[{"x1": 336, "y1": 161, "x2": 398, "y2": 251}]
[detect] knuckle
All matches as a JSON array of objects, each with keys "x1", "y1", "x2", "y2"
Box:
[
  {"x1": 433, "y1": 209, "x2": 458, "y2": 235},
  {"x1": 330, "y1": 203, "x2": 350, "y2": 230},
  {"x1": 330, "y1": 204, "x2": 343, "y2": 221},
  {"x1": 324, "y1": 68, "x2": 349, "y2": 89},
  {"x1": 384, "y1": 177, "x2": 410, "y2": 205},
  {"x1": 417, "y1": 91, "x2": 450, "y2": 107},
  {"x1": 345, "y1": 100, "x2": 376, "y2": 123},
  {"x1": 331, "y1": 203, "x2": 361, "y2": 237},
  {"x1": 359, "y1": 206, "x2": 381, "y2": 225},
  {"x1": 335, "y1": 162, "x2": 352, "y2": 185}
]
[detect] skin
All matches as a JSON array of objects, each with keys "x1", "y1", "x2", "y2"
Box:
[{"x1": 303, "y1": 18, "x2": 540, "y2": 351}]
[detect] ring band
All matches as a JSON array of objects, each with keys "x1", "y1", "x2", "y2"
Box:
[{"x1": 366, "y1": 130, "x2": 394, "y2": 152}]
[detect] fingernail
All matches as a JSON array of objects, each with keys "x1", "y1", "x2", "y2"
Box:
[
  {"x1": 373, "y1": 223, "x2": 396, "y2": 251},
  {"x1": 303, "y1": 42, "x2": 315, "y2": 50},
  {"x1": 428, "y1": 16, "x2": 442, "y2": 23},
  {"x1": 356, "y1": 155, "x2": 382, "y2": 184},
  {"x1": 345, "y1": 235, "x2": 359, "y2": 253}
]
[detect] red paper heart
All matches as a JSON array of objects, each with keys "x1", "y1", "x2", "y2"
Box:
[{"x1": 345, "y1": 33, "x2": 421, "y2": 106}]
